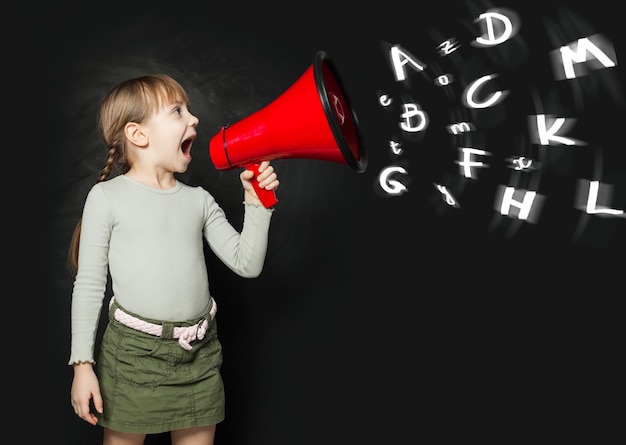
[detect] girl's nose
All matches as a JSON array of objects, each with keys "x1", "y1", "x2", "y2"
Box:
[{"x1": 189, "y1": 113, "x2": 199, "y2": 127}]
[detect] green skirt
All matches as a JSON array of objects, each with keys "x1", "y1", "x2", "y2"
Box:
[{"x1": 96, "y1": 299, "x2": 225, "y2": 434}]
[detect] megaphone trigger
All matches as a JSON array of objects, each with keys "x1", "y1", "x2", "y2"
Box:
[{"x1": 246, "y1": 163, "x2": 279, "y2": 208}]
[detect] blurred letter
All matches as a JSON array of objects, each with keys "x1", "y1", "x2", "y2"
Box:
[
  {"x1": 390, "y1": 46, "x2": 426, "y2": 81},
  {"x1": 400, "y1": 103, "x2": 428, "y2": 132},
  {"x1": 499, "y1": 187, "x2": 537, "y2": 220},
  {"x1": 463, "y1": 74, "x2": 508, "y2": 109},
  {"x1": 584, "y1": 180, "x2": 624, "y2": 216},
  {"x1": 457, "y1": 147, "x2": 490, "y2": 179},
  {"x1": 553, "y1": 35, "x2": 617, "y2": 80},
  {"x1": 475, "y1": 11, "x2": 514, "y2": 46},
  {"x1": 532, "y1": 114, "x2": 580, "y2": 146},
  {"x1": 380, "y1": 166, "x2": 408, "y2": 195}
]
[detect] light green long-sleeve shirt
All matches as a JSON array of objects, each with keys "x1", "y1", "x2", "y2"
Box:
[{"x1": 69, "y1": 175, "x2": 273, "y2": 365}]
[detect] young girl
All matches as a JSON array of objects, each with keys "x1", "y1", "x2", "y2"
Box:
[{"x1": 68, "y1": 74, "x2": 279, "y2": 444}]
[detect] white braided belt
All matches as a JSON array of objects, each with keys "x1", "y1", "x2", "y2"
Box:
[{"x1": 109, "y1": 297, "x2": 217, "y2": 351}]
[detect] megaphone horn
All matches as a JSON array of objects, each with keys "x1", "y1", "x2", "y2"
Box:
[{"x1": 209, "y1": 50, "x2": 367, "y2": 208}]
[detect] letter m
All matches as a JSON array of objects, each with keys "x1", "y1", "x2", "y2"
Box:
[{"x1": 551, "y1": 34, "x2": 616, "y2": 80}]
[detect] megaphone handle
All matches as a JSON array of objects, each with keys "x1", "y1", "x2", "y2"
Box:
[{"x1": 247, "y1": 163, "x2": 279, "y2": 208}]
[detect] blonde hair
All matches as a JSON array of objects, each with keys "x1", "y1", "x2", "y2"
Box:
[{"x1": 68, "y1": 74, "x2": 190, "y2": 275}]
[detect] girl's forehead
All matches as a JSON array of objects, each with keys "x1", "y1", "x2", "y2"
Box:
[{"x1": 154, "y1": 89, "x2": 187, "y2": 106}]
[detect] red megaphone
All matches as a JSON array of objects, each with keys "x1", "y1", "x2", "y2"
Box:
[{"x1": 209, "y1": 50, "x2": 366, "y2": 207}]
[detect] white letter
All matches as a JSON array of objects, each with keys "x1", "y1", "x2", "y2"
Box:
[
  {"x1": 447, "y1": 122, "x2": 473, "y2": 135},
  {"x1": 532, "y1": 114, "x2": 579, "y2": 146},
  {"x1": 584, "y1": 180, "x2": 624, "y2": 215},
  {"x1": 434, "y1": 184, "x2": 458, "y2": 207},
  {"x1": 463, "y1": 74, "x2": 508, "y2": 109},
  {"x1": 457, "y1": 147, "x2": 490, "y2": 179},
  {"x1": 379, "y1": 166, "x2": 408, "y2": 195},
  {"x1": 553, "y1": 35, "x2": 617, "y2": 80},
  {"x1": 475, "y1": 11, "x2": 514, "y2": 46},
  {"x1": 499, "y1": 187, "x2": 537, "y2": 220},
  {"x1": 400, "y1": 103, "x2": 428, "y2": 132},
  {"x1": 390, "y1": 46, "x2": 426, "y2": 82}
]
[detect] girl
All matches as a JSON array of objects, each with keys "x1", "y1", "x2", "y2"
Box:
[{"x1": 68, "y1": 74, "x2": 279, "y2": 445}]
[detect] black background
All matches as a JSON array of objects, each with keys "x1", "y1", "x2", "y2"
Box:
[{"x1": 42, "y1": 1, "x2": 624, "y2": 443}]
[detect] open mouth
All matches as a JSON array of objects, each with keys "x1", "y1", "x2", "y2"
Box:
[{"x1": 181, "y1": 136, "x2": 195, "y2": 156}]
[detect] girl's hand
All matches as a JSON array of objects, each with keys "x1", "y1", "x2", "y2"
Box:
[
  {"x1": 240, "y1": 161, "x2": 279, "y2": 204},
  {"x1": 70, "y1": 363, "x2": 103, "y2": 426}
]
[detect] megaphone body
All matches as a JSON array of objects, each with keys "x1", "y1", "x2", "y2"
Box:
[{"x1": 209, "y1": 51, "x2": 366, "y2": 207}]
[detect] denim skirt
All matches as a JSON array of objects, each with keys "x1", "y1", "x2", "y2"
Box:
[{"x1": 95, "y1": 298, "x2": 225, "y2": 434}]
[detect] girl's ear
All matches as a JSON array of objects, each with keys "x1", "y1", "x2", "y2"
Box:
[{"x1": 125, "y1": 122, "x2": 148, "y2": 147}]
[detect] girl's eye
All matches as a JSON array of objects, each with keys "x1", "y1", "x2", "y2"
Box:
[{"x1": 174, "y1": 107, "x2": 181, "y2": 114}]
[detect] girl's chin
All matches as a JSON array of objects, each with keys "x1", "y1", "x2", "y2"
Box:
[{"x1": 175, "y1": 162, "x2": 190, "y2": 174}]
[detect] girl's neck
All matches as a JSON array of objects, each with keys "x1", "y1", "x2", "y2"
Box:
[{"x1": 125, "y1": 168, "x2": 177, "y2": 190}]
